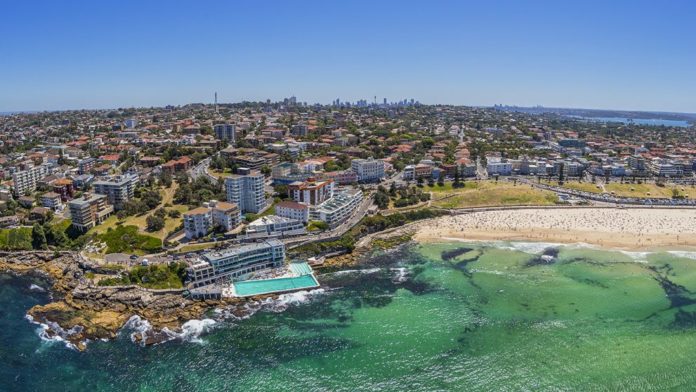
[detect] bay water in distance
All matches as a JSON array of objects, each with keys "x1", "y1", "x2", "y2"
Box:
[{"x1": 3, "y1": 242, "x2": 696, "y2": 391}]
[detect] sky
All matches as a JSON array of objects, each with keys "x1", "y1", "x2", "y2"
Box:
[{"x1": 1, "y1": 0, "x2": 695, "y2": 113}]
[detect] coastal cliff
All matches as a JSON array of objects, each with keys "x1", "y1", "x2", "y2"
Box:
[{"x1": 0, "y1": 251, "x2": 218, "y2": 350}]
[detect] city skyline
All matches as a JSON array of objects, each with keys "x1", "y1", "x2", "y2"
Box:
[{"x1": 2, "y1": 0, "x2": 695, "y2": 112}]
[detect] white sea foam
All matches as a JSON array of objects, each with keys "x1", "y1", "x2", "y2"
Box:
[
  {"x1": 618, "y1": 250, "x2": 651, "y2": 263},
  {"x1": 501, "y1": 241, "x2": 565, "y2": 254},
  {"x1": 28, "y1": 284, "x2": 46, "y2": 292},
  {"x1": 25, "y1": 314, "x2": 80, "y2": 350},
  {"x1": 267, "y1": 289, "x2": 326, "y2": 313},
  {"x1": 124, "y1": 315, "x2": 217, "y2": 345},
  {"x1": 667, "y1": 251, "x2": 696, "y2": 260},
  {"x1": 164, "y1": 319, "x2": 217, "y2": 344},
  {"x1": 123, "y1": 315, "x2": 156, "y2": 344},
  {"x1": 390, "y1": 267, "x2": 409, "y2": 283},
  {"x1": 326, "y1": 268, "x2": 381, "y2": 276}
]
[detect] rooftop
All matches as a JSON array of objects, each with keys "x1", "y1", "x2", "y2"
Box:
[{"x1": 202, "y1": 239, "x2": 284, "y2": 262}]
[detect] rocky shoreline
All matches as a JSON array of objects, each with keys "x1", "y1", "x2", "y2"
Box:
[
  {"x1": 1, "y1": 241, "x2": 399, "y2": 350},
  {"x1": 0, "y1": 251, "x2": 225, "y2": 350}
]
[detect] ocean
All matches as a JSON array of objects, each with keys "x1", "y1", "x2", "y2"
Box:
[
  {"x1": 568, "y1": 115, "x2": 691, "y2": 127},
  {"x1": 3, "y1": 242, "x2": 696, "y2": 391}
]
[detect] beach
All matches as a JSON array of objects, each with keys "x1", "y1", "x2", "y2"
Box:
[{"x1": 412, "y1": 207, "x2": 696, "y2": 250}]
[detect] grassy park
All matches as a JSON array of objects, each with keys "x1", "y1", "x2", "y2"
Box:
[
  {"x1": 428, "y1": 180, "x2": 558, "y2": 208},
  {"x1": 89, "y1": 184, "x2": 187, "y2": 243},
  {"x1": 545, "y1": 180, "x2": 691, "y2": 199}
]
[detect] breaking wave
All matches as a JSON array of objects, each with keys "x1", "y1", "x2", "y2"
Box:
[
  {"x1": 123, "y1": 315, "x2": 217, "y2": 345},
  {"x1": 29, "y1": 284, "x2": 46, "y2": 292},
  {"x1": 25, "y1": 314, "x2": 81, "y2": 350}
]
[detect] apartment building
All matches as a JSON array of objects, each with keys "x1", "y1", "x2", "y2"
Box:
[
  {"x1": 183, "y1": 201, "x2": 242, "y2": 239},
  {"x1": 225, "y1": 169, "x2": 267, "y2": 214},
  {"x1": 40, "y1": 192, "x2": 63, "y2": 212},
  {"x1": 246, "y1": 215, "x2": 306, "y2": 237},
  {"x1": 78, "y1": 157, "x2": 97, "y2": 175},
  {"x1": 211, "y1": 201, "x2": 241, "y2": 232},
  {"x1": 68, "y1": 193, "x2": 114, "y2": 231},
  {"x1": 351, "y1": 158, "x2": 385, "y2": 182},
  {"x1": 320, "y1": 170, "x2": 358, "y2": 185},
  {"x1": 275, "y1": 200, "x2": 310, "y2": 223},
  {"x1": 161, "y1": 156, "x2": 192, "y2": 174},
  {"x1": 183, "y1": 207, "x2": 212, "y2": 239},
  {"x1": 486, "y1": 158, "x2": 513, "y2": 176},
  {"x1": 11, "y1": 163, "x2": 49, "y2": 196},
  {"x1": 214, "y1": 123, "x2": 236, "y2": 142},
  {"x1": 92, "y1": 173, "x2": 138, "y2": 210},
  {"x1": 287, "y1": 178, "x2": 334, "y2": 206},
  {"x1": 310, "y1": 189, "x2": 363, "y2": 227}
]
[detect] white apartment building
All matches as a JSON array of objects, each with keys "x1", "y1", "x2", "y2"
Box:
[
  {"x1": 275, "y1": 200, "x2": 310, "y2": 223},
  {"x1": 246, "y1": 215, "x2": 306, "y2": 237},
  {"x1": 183, "y1": 201, "x2": 241, "y2": 239},
  {"x1": 225, "y1": 170, "x2": 267, "y2": 214},
  {"x1": 211, "y1": 201, "x2": 241, "y2": 231},
  {"x1": 183, "y1": 207, "x2": 213, "y2": 239},
  {"x1": 486, "y1": 159, "x2": 513, "y2": 176},
  {"x1": 310, "y1": 189, "x2": 363, "y2": 227},
  {"x1": 12, "y1": 163, "x2": 49, "y2": 196},
  {"x1": 351, "y1": 158, "x2": 385, "y2": 182}
]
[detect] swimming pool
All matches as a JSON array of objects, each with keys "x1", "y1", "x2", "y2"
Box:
[{"x1": 232, "y1": 262, "x2": 320, "y2": 297}]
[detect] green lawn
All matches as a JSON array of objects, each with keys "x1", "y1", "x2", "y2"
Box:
[
  {"x1": 97, "y1": 225, "x2": 162, "y2": 255},
  {"x1": 554, "y1": 181, "x2": 604, "y2": 194},
  {"x1": 178, "y1": 242, "x2": 218, "y2": 253},
  {"x1": 546, "y1": 180, "x2": 689, "y2": 199},
  {"x1": 97, "y1": 262, "x2": 186, "y2": 289},
  {"x1": 89, "y1": 184, "x2": 188, "y2": 241},
  {"x1": 430, "y1": 181, "x2": 558, "y2": 208}
]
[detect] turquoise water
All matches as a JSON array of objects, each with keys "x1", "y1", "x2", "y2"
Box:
[
  {"x1": 5, "y1": 243, "x2": 696, "y2": 391},
  {"x1": 233, "y1": 274, "x2": 319, "y2": 296}
]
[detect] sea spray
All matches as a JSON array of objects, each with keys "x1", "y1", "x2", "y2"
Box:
[
  {"x1": 25, "y1": 314, "x2": 81, "y2": 350},
  {"x1": 29, "y1": 284, "x2": 46, "y2": 292}
]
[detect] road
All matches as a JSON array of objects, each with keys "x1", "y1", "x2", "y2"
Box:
[{"x1": 189, "y1": 157, "x2": 216, "y2": 181}]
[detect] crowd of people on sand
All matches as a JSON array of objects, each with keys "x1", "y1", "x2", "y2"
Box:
[{"x1": 414, "y1": 208, "x2": 696, "y2": 248}]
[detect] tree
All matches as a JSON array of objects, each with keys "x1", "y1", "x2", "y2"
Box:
[
  {"x1": 374, "y1": 191, "x2": 390, "y2": 209},
  {"x1": 260, "y1": 165, "x2": 272, "y2": 177},
  {"x1": 453, "y1": 169, "x2": 462, "y2": 188},
  {"x1": 32, "y1": 223, "x2": 48, "y2": 250},
  {"x1": 45, "y1": 224, "x2": 68, "y2": 248},
  {"x1": 160, "y1": 171, "x2": 173, "y2": 188},
  {"x1": 389, "y1": 182, "x2": 397, "y2": 197},
  {"x1": 146, "y1": 215, "x2": 165, "y2": 232},
  {"x1": 558, "y1": 163, "x2": 565, "y2": 185}
]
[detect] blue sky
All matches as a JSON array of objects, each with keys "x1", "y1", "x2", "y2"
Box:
[{"x1": 1, "y1": 0, "x2": 695, "y2": 112}]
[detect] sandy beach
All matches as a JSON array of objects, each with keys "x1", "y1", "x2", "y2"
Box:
[{"x1": 412, "y1": 208, "x2": 696, "y2": 250}]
